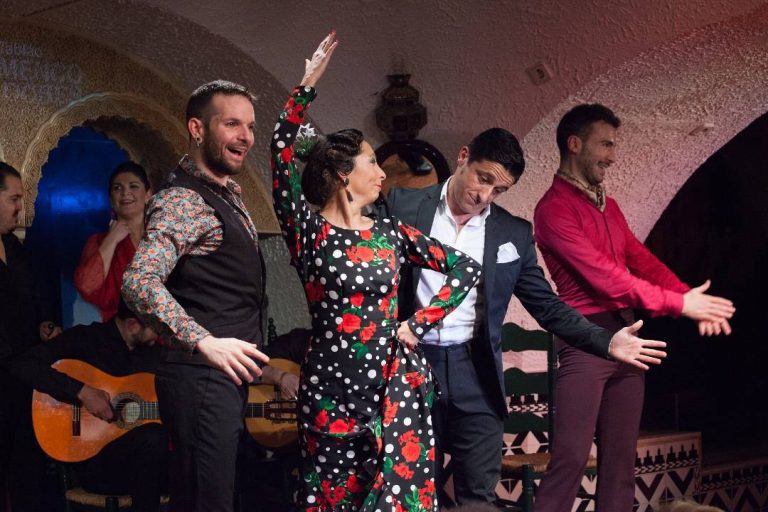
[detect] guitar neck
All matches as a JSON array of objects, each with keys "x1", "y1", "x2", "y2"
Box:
[{"x1": 103, "y1": 402, "x2": 274, "y2": 420}]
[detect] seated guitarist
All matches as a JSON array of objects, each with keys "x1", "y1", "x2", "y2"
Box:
[{"x1": 10, "y1": 300, "x2": 167, "y2": 512}]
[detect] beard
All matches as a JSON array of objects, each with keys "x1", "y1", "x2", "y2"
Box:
[
  {"x1": 576, "y1": 154, "x2": 604, "y2": 186},
  {"x1": 201, "y1": 137, "x2": 243, "y2": 177}
]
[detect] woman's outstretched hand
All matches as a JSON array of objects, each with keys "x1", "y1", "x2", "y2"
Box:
[{"x1": 301, "y1": 30, "x2": 338, "y2": 88}]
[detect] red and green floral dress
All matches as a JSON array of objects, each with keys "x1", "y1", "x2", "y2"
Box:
[{"x1": 271, "y1": 86, "x2": 481, "y2": 512}]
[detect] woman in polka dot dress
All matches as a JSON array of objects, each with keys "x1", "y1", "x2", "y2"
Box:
[{"x1": 271, "y1": 33, "x2": 481, "y2": 511}]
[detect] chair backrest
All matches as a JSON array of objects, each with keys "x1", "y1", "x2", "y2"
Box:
[{"x1": 501, "y1": 323, "x2": 556, "y2": 445}]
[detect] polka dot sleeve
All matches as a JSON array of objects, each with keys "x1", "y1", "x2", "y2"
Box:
[
  {"x1": 396, "y1": 219, "x2": 482, "y2": 339},
  {"x1": 270, "y1": 85, "x2": 319, "y2": 280}
]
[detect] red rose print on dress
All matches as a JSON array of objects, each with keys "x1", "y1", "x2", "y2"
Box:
[
  {"x1": 405, "y1": 372, "x2": 426, "y2": 389},
  {"x1": 393, "y1": 462, "x2": 414, "y2": 479},
  {"x1": 314, "y1": 409, "x2": 329, "y2": 429},
  {"x1": 350, "y1": 292, "x2": 364, "y2": 308},
  {"x1": 304, "y1": 280, "x2": 325, "y2": 303},
  {"x1": 337, "y1": 312, "x2": 362, "y2": 333},
  {"x1": 360, "y1": 321, "x2": 377, "y2": 343},
  {"x1": 356, "y1": 246, "x2": 375, "y2": 263}
]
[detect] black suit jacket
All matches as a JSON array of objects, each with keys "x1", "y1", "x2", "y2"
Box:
[{"x1": 384, "y1": 183, "x2": 614, "y2": 418}]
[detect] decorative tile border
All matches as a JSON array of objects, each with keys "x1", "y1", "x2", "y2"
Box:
[{"x1": 495, "y1": 432, "x2": 702, "y2": 512}]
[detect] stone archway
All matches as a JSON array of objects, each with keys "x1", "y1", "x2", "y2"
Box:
[{"x1": 20, "y1": 91, "x2": 185, "y2": 225}]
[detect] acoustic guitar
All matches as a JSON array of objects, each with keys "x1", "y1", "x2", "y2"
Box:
[
  {"x1": 32, "y1": 359, "x2": 299, "y2": 462},
  {"x1": 245, "y1": 358, "x2": 300, "y2": 449}
]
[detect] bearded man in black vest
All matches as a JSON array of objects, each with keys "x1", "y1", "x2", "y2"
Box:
[{"x1": 123, "y1": 81, "x2": 293, "y2": 512}]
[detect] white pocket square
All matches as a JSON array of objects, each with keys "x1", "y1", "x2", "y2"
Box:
[{"x1": 496, "y1": 242, "x2": 520, "y2": 264}]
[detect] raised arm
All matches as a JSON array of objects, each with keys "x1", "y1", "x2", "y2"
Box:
[
  {"x1": 395, "y1": 220, "x2": 481, "y2": 347},
  {"x1": 270, "y1": 86, "x2": 317, "y2": 273},
  {"x1": 270, "y1": 31, "x2": 338, "y2": 275}
]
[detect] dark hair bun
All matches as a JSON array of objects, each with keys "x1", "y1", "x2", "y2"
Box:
[{"x1": 301, "y1": 129, "x2": 363, "y2": 205}]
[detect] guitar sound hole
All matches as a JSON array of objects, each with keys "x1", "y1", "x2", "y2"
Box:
[
  {"x1": 113, "y1": 393, "x2": 143, "y2": 428},
  {"x1": 120, "y1": 401, "x2": 141, "y2": 423}
]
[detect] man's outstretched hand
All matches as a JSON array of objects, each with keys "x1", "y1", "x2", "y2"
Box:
[{"x1": 607, "y1": 320, "x2": 667, "y2": 370}]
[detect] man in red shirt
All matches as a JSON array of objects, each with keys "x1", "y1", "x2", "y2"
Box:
[{"x1": 532, "y1": 104, "x2": 735, "y2": 511}]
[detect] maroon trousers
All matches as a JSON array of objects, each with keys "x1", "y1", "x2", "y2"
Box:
[{"x1": 534, "y1": 311, "x2": 644, "y2": 512}]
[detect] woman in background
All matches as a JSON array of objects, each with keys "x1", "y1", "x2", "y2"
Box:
[{"x1": 74, "y1": 161, "x2": 151, "y2": 320}]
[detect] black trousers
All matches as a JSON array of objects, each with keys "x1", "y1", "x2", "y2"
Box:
[
  {"x1": 422, "y1": 342, "x2": 503, "y2": 507},
  {"x1": 156, "y1": 362, "x2": 247, "y2": 512},
  {"x1": 0, "y1": 377, "x2": 51, "y2": 512},
  {"x1": 78, "y1": 423, "x2": 169, "y2": 512}
]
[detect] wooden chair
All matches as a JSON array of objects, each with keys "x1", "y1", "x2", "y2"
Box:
[
  {"x1": 499, "y1": 323, "x2": 597, "y2": 512},
  {"x1": 58, "y1": 463, "x2": 169, "y2": 512}
]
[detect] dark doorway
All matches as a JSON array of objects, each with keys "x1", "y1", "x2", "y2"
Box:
[
  {"x1": 641, "y1": 113, "x2": 768, "y2": 463},
  {"x1": 25, "y1": 126, "x2": 128, "y2": 328}
]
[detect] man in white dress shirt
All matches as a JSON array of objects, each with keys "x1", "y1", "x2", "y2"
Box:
[{"x1": 385, "y1": 128, "x2": 667, "y2": 506}]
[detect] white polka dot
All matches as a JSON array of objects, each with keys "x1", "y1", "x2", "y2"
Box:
[
  {"x1": 452, "y1": 278, "x2": 460, "y2": 287},
  {"x1": 355, "y1": 276, "x2": 364, "y2": 284},
  {"x1": 367, "y1": 369, "x2": 377, "y2": 378},
  {"x1": 276, "y1": 140, "x2": 285, "y2": 148},
  {"x1": 332, "y1": 250, "x2": 342, "y2": 258},
  {"x1": 346, "y1": 450, "x2": 355, "y2": 459},
  {"x1": 392, "y1": 485, "x2": 401, "y2": 495},
  {"x1": 328, "y1": 291, "x2": 339, "y2": 300},
  {"x1": 385, "y1": 444, "x2": 394, "y2": 454}
]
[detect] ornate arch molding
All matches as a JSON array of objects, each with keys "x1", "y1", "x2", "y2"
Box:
[{"x1": 21, "y1": 91, "x2": 186, "y2": 226}]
